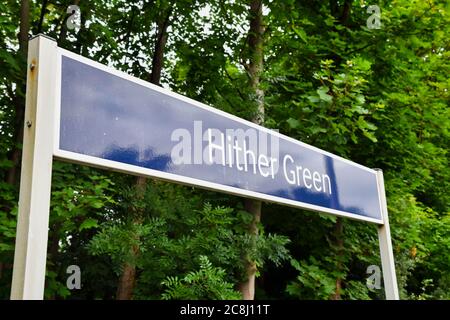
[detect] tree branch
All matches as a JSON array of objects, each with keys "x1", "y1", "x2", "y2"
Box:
[{"x1": 37, "y1": 0, "x2": 48, "y2": 34}]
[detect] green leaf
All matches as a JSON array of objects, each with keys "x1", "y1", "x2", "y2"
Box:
[
  {"x1": 91, "y1": 201, "x2": 104, "y2": 209},
  {"x1": 79, "y1": 218, "x2": 98, "y2": 231},
  {"x1": 287, "y1": 118, "x2": 300, "y2": 129},
  {"x1": 355, "y1": 94, "x2": 366, "y2": 104},
  {"x1": 292, "y1": 27, "x2": 308, "y2": 43},
  {"x1": 317, "y1": 86, "x2": 333, "y2": 103},
  {"x1": 353, "y1": 105, "x2": 369, "y2": 114},
  {"x1": 310, "y1": 127, "x2": 327, "y2": 134},
  {"x1": 307, "y1": 96, "x2": 320, "y2": 103},
  {"x1": 362, "y1": 130, "x2": 378, "y2": 143}
]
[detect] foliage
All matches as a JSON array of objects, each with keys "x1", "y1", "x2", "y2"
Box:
[
  {"x1": 0, "y1": 0, "x2": 448, "y2": 300},
  {"x1": 161, "y1": 255, "x2": 241, "y2": 300},
  {"x1": 287, "y1": 257, "x2": 338, "y2": 300}
]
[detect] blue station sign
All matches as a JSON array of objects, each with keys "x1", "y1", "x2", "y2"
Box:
[{"x1": 54, "y1": 51, "x2": 383, "y2": 224}]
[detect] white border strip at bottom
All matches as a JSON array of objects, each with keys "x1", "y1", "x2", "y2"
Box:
[{"x1": 54, "y1": 149, "x2": 384, "y2": 225}]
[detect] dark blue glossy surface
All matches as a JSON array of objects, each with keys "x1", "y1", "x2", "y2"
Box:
[{"x1": 59, "y1": 56, "x2": 382, "y2": 221}]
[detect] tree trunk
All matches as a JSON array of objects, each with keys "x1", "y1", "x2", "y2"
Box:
[
  {"x1": 116, "y1": 242, "x2": 138, "y2": 300},
  {"x1": 116, "y1": 175, "x2": 146, "y2": 300},
  {"x1": 37, "y1": 0, "x2": 48, "y2": 34},
  {"x1": 239, "y1": 199, "x2": 262, "y2": 300},
  {"x1": 116, "y1": 11, "x2": 172, "y2": 300},
  {"x1": 328, "y1": 1, "x2": 351, "y2": 299},
  {"x1": 59, "y1": 0, "x2": 80, "y2": 44},
  {"x1": 239, "y1": 0, "x2": 265, "y2": 301},
  {"x1": 329, "y1": 0, "x2": 352, "y2": 25},
  {"x1": 339, "y1": 0, "x2": 352, "y2": 26},
  {"x1": 75, "y1": 5, "x2": 88, "y2": 55},
  {"x1": 116, "y1": 261, "x2": 137, "y2": 299},
  {"x1": 149, "y1": 10, "x2": 172, "y2": 84},
  {"x1": 18, "y1": 0, "x2": 29, "y2": 54},
  {"x1": 330, "y1": 217, "x2": 344, "y2": 300}
]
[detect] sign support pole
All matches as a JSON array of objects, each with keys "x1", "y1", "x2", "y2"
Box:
[
  {"x1": 10, "y1": 35, "x2": 57, "y2": 300},
  {"x1": 375, "y1": 169, "x2": 400, "y2": 300}
]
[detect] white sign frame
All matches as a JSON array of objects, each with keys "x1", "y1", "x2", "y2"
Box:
[{"x1": 54, "y1": 49, "x2": 384, "y2": 225}]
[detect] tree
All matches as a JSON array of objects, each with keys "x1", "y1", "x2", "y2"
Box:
[
  {"x1": 0, "y1": 0, "x2": 448, "y2": 300},
  {"x1": 238, "y1": 0, "x2": 265, "y2": 300}
]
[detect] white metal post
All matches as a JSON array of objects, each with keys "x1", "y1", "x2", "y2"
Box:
[
  {"x1": 10, "y1": 35, "x2": 57, "y2": 300},
  {"x1": 375, "y1": 169, "x2": 400, "y2": 300}
]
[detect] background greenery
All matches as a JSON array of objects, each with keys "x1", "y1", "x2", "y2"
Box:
[{"x1": 0, "y1": 0, "x2": 448, "y2": 300}]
